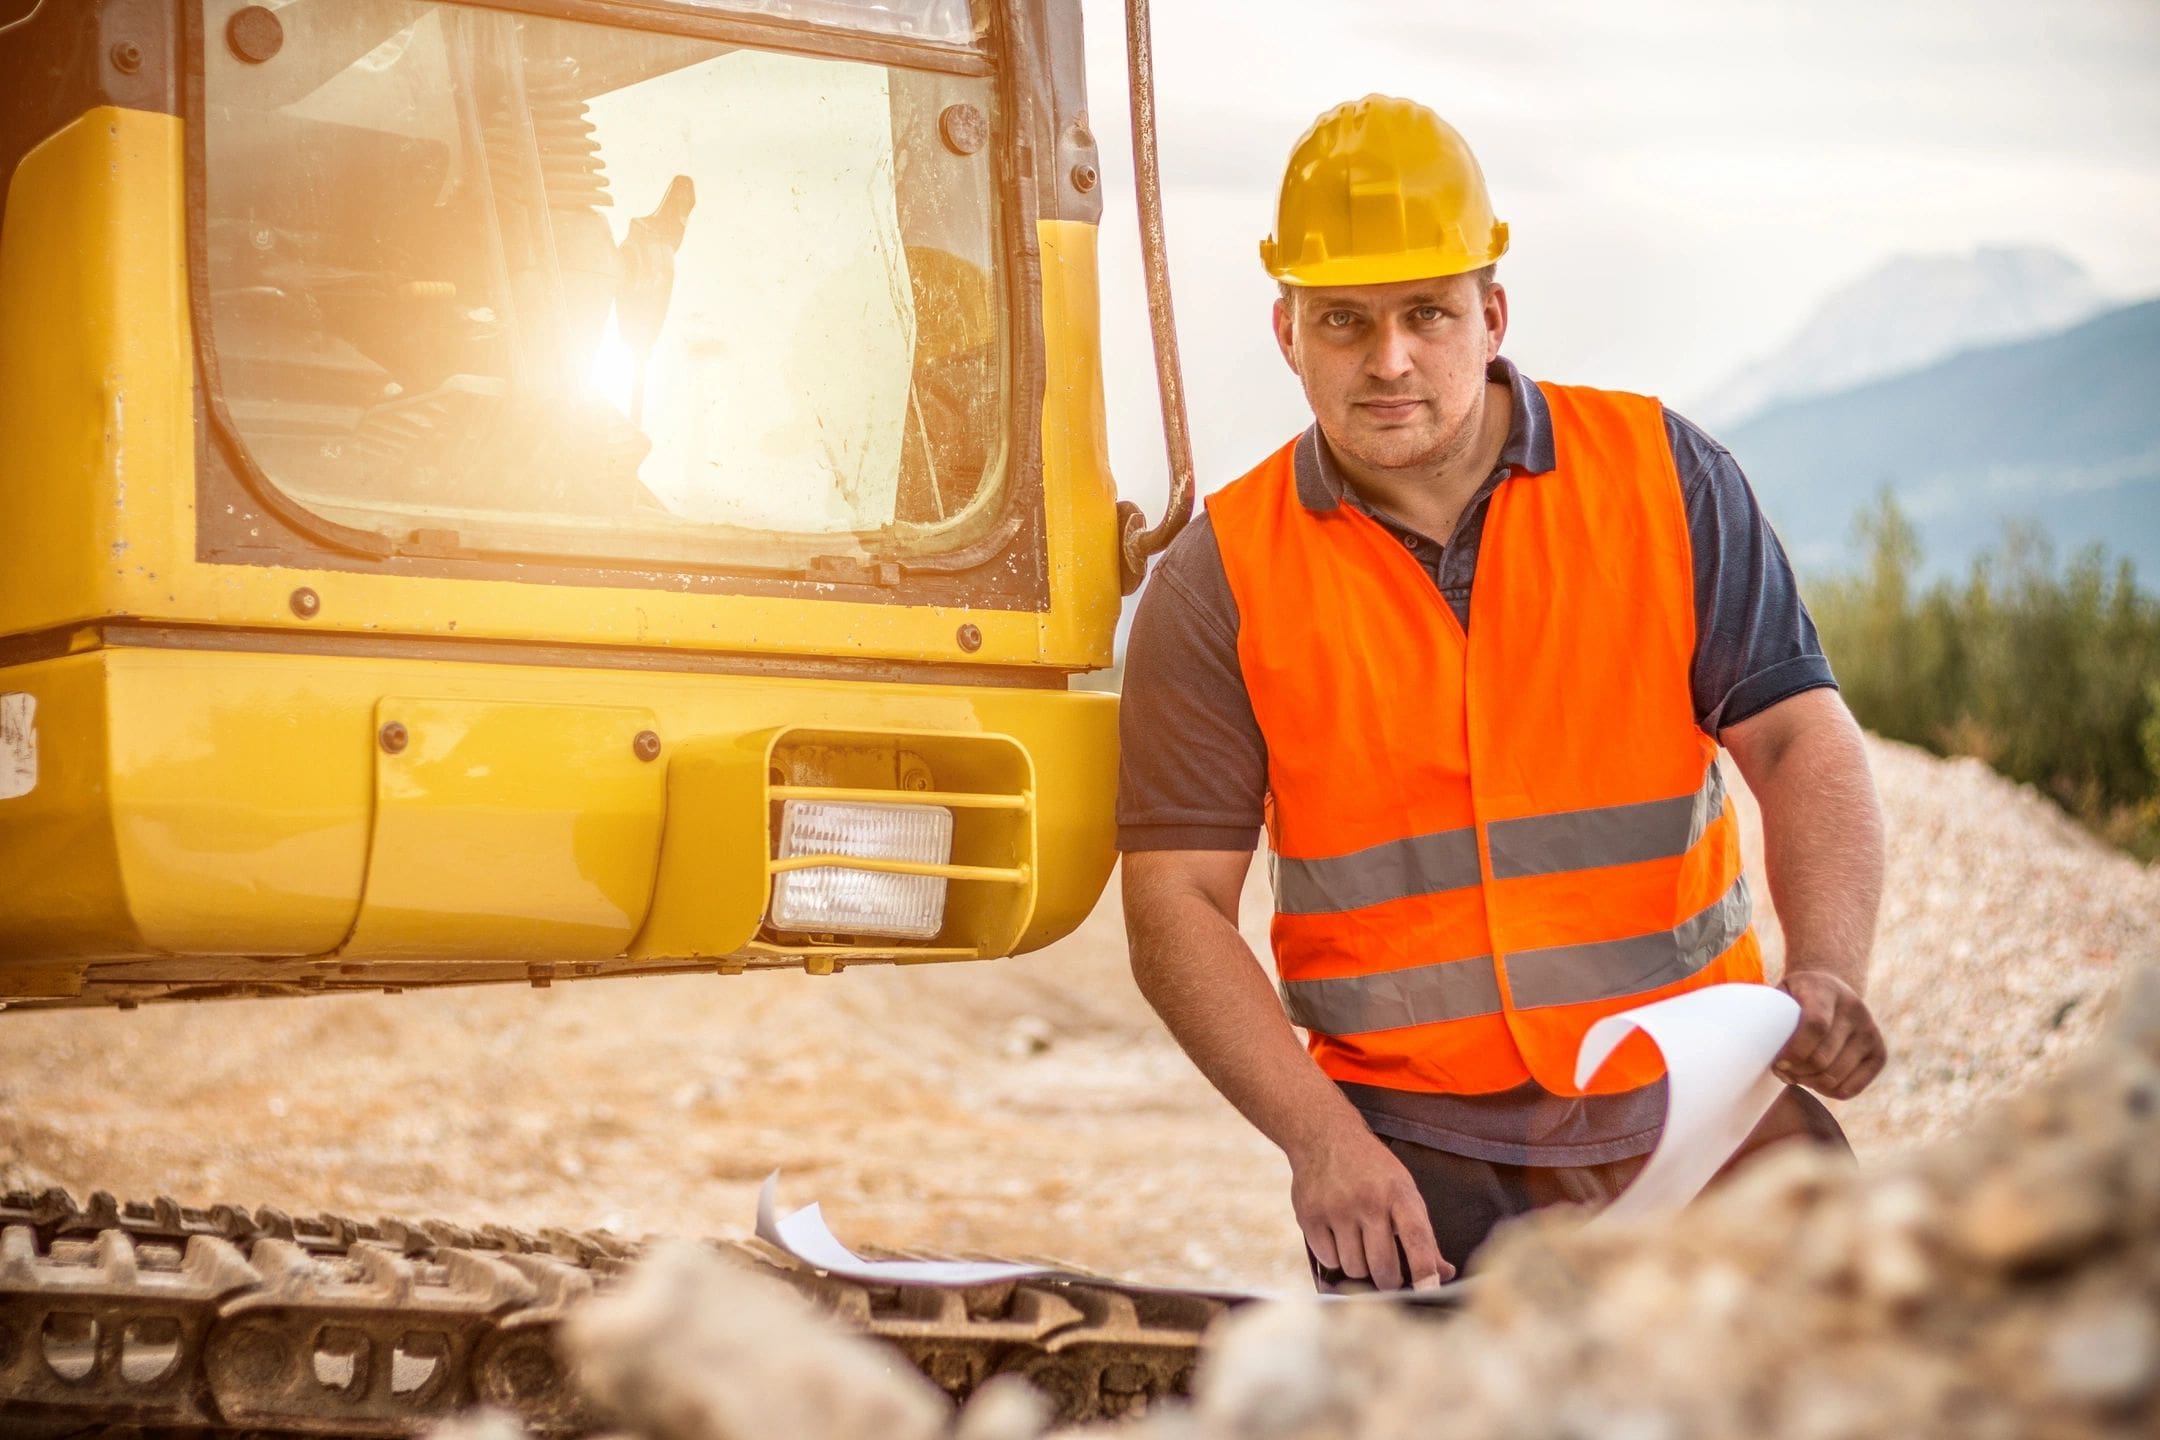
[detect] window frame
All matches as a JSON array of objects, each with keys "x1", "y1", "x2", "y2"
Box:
[{"x1": 181, "y1": 0, "x2": 1053, "y2": 612}]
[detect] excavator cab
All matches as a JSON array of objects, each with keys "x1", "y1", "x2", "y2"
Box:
[{"x1": 0, "y1": 0, "x2": 1133, "y2": 1007}]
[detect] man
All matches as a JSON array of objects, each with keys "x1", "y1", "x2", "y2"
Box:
[{"x1": 1117, "y1": 96, "x2": 1887, "y2": 1292}]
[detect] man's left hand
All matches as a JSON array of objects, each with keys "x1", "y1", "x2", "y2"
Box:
[{"x1": 1773, "y1": 970, "x2": 1887, "y2": 1099}]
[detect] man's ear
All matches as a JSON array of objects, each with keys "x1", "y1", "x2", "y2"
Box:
[
  {"x1": 1273, "y1": 296, "x2": 1299, "y2": 374},
  {"x1": 1483, "y1": 281, "x2": 1509, "y2": 362}
]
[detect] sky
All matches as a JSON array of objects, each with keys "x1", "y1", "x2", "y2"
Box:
[{"x1": 1076, "y1": 0, "x2": 2160, "y2": 520}]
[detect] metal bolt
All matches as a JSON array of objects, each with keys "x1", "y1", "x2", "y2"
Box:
[
  {"x1": 633, "y1": 729, "x2": 662, "y2": 762},
  {"x1": 378, "y1": 721, "x2": 408, "y2": 754},
  {"x1": 1070, "y1": 162, "x2": 1099, "y2": 193},
  {"x1": 956, "y1": 623, "x2": 983, "y2": 653},
  {"x1": 938, "y1": 102, "x2": 988, "y2": 156},
  {"x1": 288, "y1": 586, "x2": 319, "y2": 618},
  {"x1": 226, "y1": 5, "x2": 284, "y2": 64},
  {"x1": 110, "y1": 42, "x2": 143, "y2": 74}
]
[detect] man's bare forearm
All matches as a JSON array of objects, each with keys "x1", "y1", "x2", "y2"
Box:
[
  {"x1": 1732, "y1": 690, "x2": 1884, "y2": 994},
  {"x1": 1121, "y1": 863, "x2": 1367, "y2": 1163},
  {"x1": 1725, "y1": 688, "x2": 1889, "y2": 1097}
]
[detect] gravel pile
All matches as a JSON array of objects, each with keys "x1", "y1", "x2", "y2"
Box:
[{"x1": 1731, "y1": 736, "x2": 2157, "y2": 1156}]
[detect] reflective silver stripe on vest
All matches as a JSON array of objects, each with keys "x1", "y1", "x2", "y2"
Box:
[
  {"x1": 1487, "y1": 766, "x2": 1727, "y2": 881},
  {"x1": 1271, "y1": 827, "x2": 1482, "y2": 916},
  {"x1": 1502, "y1": 873, "x2": 1753, "y2": 1011},
  {"x1": 1272, "y1": 768, "x2": 1728, "y2": 917},
  {"x1": 1277, "y1": 874, "x2": 1750, "y2": 1035},
  {"x1": 1280, "y1": 954, "x2": 1502, "y2": 1036}
]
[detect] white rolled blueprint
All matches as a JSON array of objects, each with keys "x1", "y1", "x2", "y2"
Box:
[{"x1": 1575, "y1": 982, "x2": 1802, "y2": 1224}]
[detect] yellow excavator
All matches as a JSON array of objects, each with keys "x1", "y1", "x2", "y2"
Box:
[{"x1": 0, "y1": 0, "x2": 1213, "y2": 1431}]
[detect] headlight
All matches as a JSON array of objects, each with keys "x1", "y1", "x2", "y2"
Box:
[{"x1": 770, "y1": 800, "x2": 954, "y2": 939}]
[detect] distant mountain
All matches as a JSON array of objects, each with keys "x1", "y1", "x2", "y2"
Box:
[
  {"x1": 1726, "y1": 297, "x2": 2160, "y2": 583},
  {"x1": 1695, "y1": 247, "x2": 2110, "y2": 427}
]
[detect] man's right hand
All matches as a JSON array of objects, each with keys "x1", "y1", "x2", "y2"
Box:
[
  {"x1": 1122, "y1": 852, "x2": 1455, "y2": 1291},
  {"x1": 1289, "y1": 1123, "x2": 1453, "y2": 1290}
]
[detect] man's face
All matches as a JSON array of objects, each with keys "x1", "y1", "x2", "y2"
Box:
[{"x1": 1272, "y1": 272, "x2": 1507, "y2": 477}]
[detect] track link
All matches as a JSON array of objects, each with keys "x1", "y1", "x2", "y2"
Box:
[{"x1": 0, "y1": 1188, "x2": 1227, "y2": 1437}]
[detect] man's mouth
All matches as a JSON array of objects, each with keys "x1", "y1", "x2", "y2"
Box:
[{"x1": 1356, "y1": 398, "x2": 1425, "y2": 421}]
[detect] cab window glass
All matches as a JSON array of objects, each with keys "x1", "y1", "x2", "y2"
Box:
[{"x1": 199, "y1": 0, "x2": 1009, "y2": 569}]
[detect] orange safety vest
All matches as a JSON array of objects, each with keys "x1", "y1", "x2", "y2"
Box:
[{"x1": 1207, "y1": 382, "x2": 1763, "y2": 1098}]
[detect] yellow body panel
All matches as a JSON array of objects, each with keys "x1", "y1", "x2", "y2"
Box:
[
  {"x1": 0, "y1": 109, "x2": 1121, "y2": 672},
  {"x1": 344, "y1": 697, "x2": 667, "y2": 961},
  {"x1": 0, "y1": 645, "x2": 1117, "y2": 997},
  {"x1": 1034, "y1": 221, "x2": 1123, "y2": 663},
  {"x1": 0, "y1": 111, "x2": 195, "y2": 641}
]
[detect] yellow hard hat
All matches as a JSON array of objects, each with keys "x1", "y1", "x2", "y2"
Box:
[{"x1": 1261, "y1": 96, "x2": 1509, "y2": 288}]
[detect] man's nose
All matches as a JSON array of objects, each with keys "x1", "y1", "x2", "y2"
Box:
[{"x1": 1365, "y1": 319, "x2": 1415, "y2": 381}]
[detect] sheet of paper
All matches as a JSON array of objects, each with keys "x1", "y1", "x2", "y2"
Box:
[
  {"x1": 755, "y1": 1173, "x2": 1050, "y2": 1287},
  {"x1": 752, "y1": 983, "x2": 1801, "y2": 1296},
  {"x1": 1575, "y1": 981, "x2": 1801, "y2": 1224}
]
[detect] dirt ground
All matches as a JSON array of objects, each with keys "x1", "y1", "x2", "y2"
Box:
[
  {"x1": 0, "y1": 852, "x2": 1309, "y2": 1290},
  {"x1": 1, "y1": 737, "x2": 2152, "y2": 1293}
]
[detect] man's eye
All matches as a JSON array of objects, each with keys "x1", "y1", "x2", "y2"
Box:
[
  {"x1": 1414, "y1": 306, "x2": 1444, "y2": 323},
  {"x1": 1323, "y1": 311, "x2": 1356, "y2": 328}
]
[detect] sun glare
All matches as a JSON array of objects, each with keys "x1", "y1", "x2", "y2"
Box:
[{"x1": 588, "y1": 310, "x2": 640, "y2": 416}]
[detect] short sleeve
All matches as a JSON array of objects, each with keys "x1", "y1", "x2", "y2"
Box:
[
  {"x1": 1667, "y1": 410, "x2": 1840, "y2": 734},
  {"x1": 1115, "y1": 514, "x2": 1268, "y2": 851}
]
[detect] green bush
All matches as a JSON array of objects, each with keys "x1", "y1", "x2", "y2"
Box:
[{"x1": 1808, "y1": 492, "x2": 2160, "y2": 858}]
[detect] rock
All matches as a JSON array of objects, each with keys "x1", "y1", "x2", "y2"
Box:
[
  {"x1": 1189, "y1": 1300, "x2": 1335, "y2": 1437},
  {"x1": 956, "y1": 1375, "x2": 1054, "y2": 1440},
  {"x1": 2113, "y1": 966, "x2": 2160, "y2": 1062},
  {"x1": 1950, "y1": 1148, "x2": 2113, "y2": 1270},
  {"x1": 562, "y1": 1241, "x2": 952, "y2": 1440},
  {"x1": 2043, "y1": 1296, "x2": 2159, "y2": 1409},
  {"x1": 1003, "y1": 1016, "x2": 1056, "y2": 1058},
  {"x1": 1852, "y1": 1176, "x2": 1938, "y2": 1305},
  {"x1": 421, "y1": 1412, "x2": 537, "y2": 1440}
]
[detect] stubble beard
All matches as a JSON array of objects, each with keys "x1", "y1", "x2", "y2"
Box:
[{"x1": 1325, "y1": 389, "x2": 1483, "y2": 484}]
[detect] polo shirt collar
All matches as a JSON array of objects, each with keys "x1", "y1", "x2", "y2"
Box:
[{"x1": 1292, "y1": 355, "x2": 1556, "y2": 514}]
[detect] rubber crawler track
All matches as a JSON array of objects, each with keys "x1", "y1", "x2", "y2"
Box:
[{"x1": 0, "y1": 1188, "x2": 1229, "y2": 1437}]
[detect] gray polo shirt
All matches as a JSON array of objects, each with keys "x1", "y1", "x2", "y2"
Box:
[{"x1": 1115, "y1": 357, "x2": 1835, "y2": 1167}]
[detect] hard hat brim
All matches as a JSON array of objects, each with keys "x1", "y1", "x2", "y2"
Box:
[{"x1": 1265, "y1": 231, "x2": 1509, "y2": 290}]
